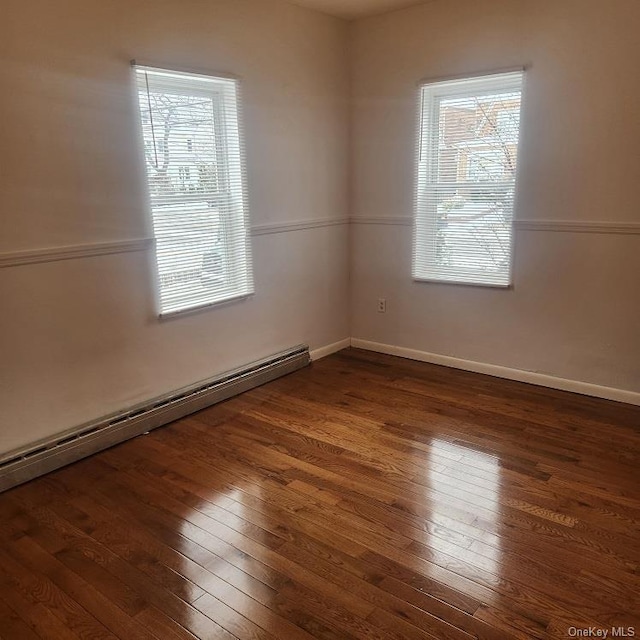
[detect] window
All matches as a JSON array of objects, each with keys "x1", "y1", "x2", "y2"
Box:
[
  {"x1": 413, "y1": 71, "x2": 524, "y2": 287},
  {"x1": 134, "y1": 64, "x2": 253, "y2": 315}
]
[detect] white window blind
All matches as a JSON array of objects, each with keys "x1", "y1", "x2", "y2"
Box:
[
  {"x1": 413, "y1": 71, "x2": 524, "y2": 287},
  {"x1": 134, "y1": 64, "x2": 253, "y2": 315}
]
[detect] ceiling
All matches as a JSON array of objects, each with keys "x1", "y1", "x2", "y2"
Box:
[{"x1": 287, "y1": 0, "x2": 429, "y2": 20}]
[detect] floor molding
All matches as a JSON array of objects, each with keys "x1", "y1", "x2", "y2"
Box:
[
  {"x1": 350, "y1": 338, "x2": 640, "y2": 406},
  {"x1": 310, "y1": 338, "x2": 352, "y2": 361}
]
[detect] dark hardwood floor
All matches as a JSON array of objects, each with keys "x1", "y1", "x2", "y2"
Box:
[{"x1": 1, "y1": 348, "x2": 639, "y2": 639}]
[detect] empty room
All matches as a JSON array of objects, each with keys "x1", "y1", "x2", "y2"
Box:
[{"x1": 0, "y1": 0, "x2": 639, "y2": 638}]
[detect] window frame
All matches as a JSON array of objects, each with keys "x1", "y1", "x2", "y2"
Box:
[
  {"x1": 413, "y1": 69, "x2": 525, "y2": 288},
  {"x1": 132, "y1": 62, "x2": 253, "y2": 317}
]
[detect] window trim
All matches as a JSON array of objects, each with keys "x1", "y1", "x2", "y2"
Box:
[
  {"x1": 413, "y1": 68, "x2": 525, "y2": 289},
  {"x1": 132, "y1": 61, "x2": 253, "y2": 317}
]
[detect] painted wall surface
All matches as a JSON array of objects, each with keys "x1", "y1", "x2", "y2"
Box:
[
  {"x1": 3, "y1": 0, "x2": 639, "y2": 457},
  {"x1": 350, "y1": 0, "x2": 640, "y2": 392},
  {"x1": 0, "y1": 0, "x2": 350, "y2": 454}
]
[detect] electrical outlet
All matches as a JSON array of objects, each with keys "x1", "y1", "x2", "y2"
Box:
[{"x1": 377, "y1": 298, "x2": 387, "y2": 313}]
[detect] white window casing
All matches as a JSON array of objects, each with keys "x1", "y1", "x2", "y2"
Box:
[
  {"x1": 413, "y1": 70, "x2": 524, "y2": 287},
  {"x1": 133, "y1": 64, "x2": 253, "y2": 316}
]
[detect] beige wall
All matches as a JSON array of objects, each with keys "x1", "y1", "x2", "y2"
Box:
[
  {"x1": 0, "y1": 0, "x2": 350, "y2": 454},
  {"x1": 3, "y1": 0, "x2": 639, "y2": 457},
  {"x1": 350, "y1": 0, "x2": 640, "y2": 392}
]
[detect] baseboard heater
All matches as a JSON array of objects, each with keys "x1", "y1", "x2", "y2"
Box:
[{"x1": 0, "y1": 344, "x2": 310, "y2": 493}]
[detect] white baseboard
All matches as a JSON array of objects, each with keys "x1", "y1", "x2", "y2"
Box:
[
  {"x1": 310, "y1": 338, "x2": 351, "y2": 361},
  {"x1": 350, "y1": 338, "x2": 640, "y2": 406}
]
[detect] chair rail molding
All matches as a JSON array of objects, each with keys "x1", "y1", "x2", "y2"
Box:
[
  {"x1": 0, "y1": 238, "x2": 154, "y2": 269},
  {"x1": 514, "y1": 220, "x2": 640, "y2": 234}
]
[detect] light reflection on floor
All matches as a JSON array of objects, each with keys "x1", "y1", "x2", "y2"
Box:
[
  {"x1": 177, "y1": 484, "x2": 269, "y2": 628},
  {"x1": 427, "y1": 438, "x2": 503, "y2": 586}
]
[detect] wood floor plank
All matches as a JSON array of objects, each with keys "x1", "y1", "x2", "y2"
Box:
[
  {"x1": 0, "y1": 347, "x2": 638, "y2": 639},
  {"x1": 5, "y1": 535, "x2": 156, "y2": 640},
  {"x1": 0, "y1": 597, "x2": 41, "y2": 640},
  {"x1": 0, "y1": 545, "x2": 116, "y2": 640},
  {"x1": 5, "y1": 484, "x2": 239, "y2": 640}
]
